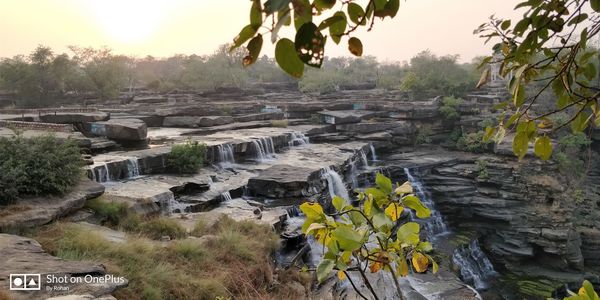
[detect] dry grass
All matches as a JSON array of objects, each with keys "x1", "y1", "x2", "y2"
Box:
[{"x1": 32, "y1": 215, "x2": 294, "y2": 300}]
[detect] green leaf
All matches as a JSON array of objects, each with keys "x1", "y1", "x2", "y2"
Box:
[
  {"x1": 534, "y1": 136, "x2": 553, "y2": 160},
  {"x1": 348, "y1": 37, "x2": 363, "y2": 57},
  {"x1": 295, "y1": 22, "x2": 326, "y2": 67},
  {"x1": 365, "y1": 187, "x2": 387, "y2": 202},
  {"x1": 375, "y1": 173, "x2": 393, "y2": 194},
  {"x1": 316, "y1": 259, "x2": 335, "y2": 282},
  {"x1": 299, "y1": 201, "x2": 324, "y2": 220},
  {"x1": 332, "y1": 195, "x2": 346, "y2": 212},
  {"x1": 332, "y1": 226, "x2": 363, "y2": 251},
  {"x1": 314, "y1": 0, "x2": 336, "y2": 11},
  {"x1": 329, "y1": 12, "x2": 347, "y2": 44},
  {"x1": 305, "y1": 222, "x2": 326, "y2": 234},
  {"x1": 416, "y1": 241, "x2": 433, "y2": 252},
  {"x1": 592, "y1": 0, "x2": 600, "y2": 12},
  {"x1": 243, "y1": 34, "x2": 263, "y2": 67},
  {"x1": 402, "y1": 195, "x2": 431, "y2": 218},
  {"x1": 232, "y1": 25, "x2": 257, "y2": 50},
  {"x1": 275, "y1": 38, "x2": 304, "y2": 78},
  {"x1": 347, "y1": 3, "x2": 366, "y2": 25},
  {"x1": 293, "y1": 0, "x2": 312, "y2": 30},
  {"x1": 396, "y1": 222, "x2": 420, "y2": 245},
  {"x1": 571, "y1": 111, "x2": 591, "y2": 133},
  {"x1": 374, "y1": 0, "x2": 400, "y2": 18},
  {"x1": 501, "y1": 20, "x2": 511, "y2": 30},
  {"x1": 348, "y1": 210, "x2": 365, "y2": 226},
  {"x1": 264, "y1": 0, "x2": 291, "y2": 14},
  {"x1": 250, "y1": 0, "x2": 262, "y2": 29},
  {"x1": 512, "y1": 132, "x2": 529, "y2": 160},
  {"x1": 372, "y1": 209, "x2": 393, "y2": 230},
  {"x1": 513, "y1": 84, "x2": 526, "y2": 107},
  {"x1": 317, "y1": 15, "x2": 345, "y2": 30}
]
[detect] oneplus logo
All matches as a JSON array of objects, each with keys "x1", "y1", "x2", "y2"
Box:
[{"x1": 9, "y1": 274, "x2": 41, "y2": 291}]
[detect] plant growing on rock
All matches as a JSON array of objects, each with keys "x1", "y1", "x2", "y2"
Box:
[
  {"x1": 167, "y1": 140, "x2": 207, "y2": 174},
  {"x1": 439, "y1": 96, "x2": 464, "y2": 121},
  {"x1": 300, "y1": 173, "x2": 435, "y2": 300},
  {"x1": 457, "y1": 131, "x2": 492, "y2": 153},
  {"x1": 0, "y1": 135, "x2": 83, "y2": 204}
]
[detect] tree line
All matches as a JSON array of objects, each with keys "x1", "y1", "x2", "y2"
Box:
[{"x1": 0, "y1": 45, "x2": 480, "y2": 108}]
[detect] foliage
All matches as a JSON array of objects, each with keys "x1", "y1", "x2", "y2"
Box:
[
  {"x1": 300, "y1": 173, "x2": 436, "y2": 299},
  {"x1": 271, "y1": 119, "x2": 289, "y2": 128},
  {"x1": 476, "y1": 159, "x2": 490, "y2": 180},
  {"x1": 565, "y1": 280, "x2": 600, "y2": 300},
  {"x1": 439, "y1": 96, "x2": 465, "y2": 121},
  {"x1": 476, "y1": 0, "x2": 600, "y2": 160},
  {"x1": 456, "y1": 131, "x2": 492, "y2": 153},
  {"x1": 167, "y1": 140, "x2": 206, "y2": 174},
  {"x1": 554, "y1": 132, "x2": 592, "y2": 182},
  {"x1": 34, "y1": 217, "x2": 284, "y2": 300},
  {"x1": 85, "y1": 197, "x2": 129, "y2": 226},
  {"x1": 415, "y1": 125, "x2": 433, "y2": 145},
  {"x1": 0, "y1": 135, "x2": 83, "y2": 205},
  {"x1": 233, "y1": 0, "x2": 403, "y2": 77}
]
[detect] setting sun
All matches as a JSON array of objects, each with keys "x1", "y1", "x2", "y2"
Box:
[{"x1": 85, "y1": 0, "x2": 170, "y2": 43}]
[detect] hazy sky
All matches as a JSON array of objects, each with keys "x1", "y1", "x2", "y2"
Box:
[{"x1": 0, "y1": 0, "x2": 523, "y2": 62}]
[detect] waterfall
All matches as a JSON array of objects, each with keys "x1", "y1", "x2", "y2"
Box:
[
  {"x1": 349, "y1": 160, "x2": 359, "y2": 189},
  {"x1": 452, "y1": 239, "x2": 497, "y2": 290},
  {"x1": 289, "y1": 132, "x2": 310, "y2": 147},
  {"x1": 126, "y1": 158, "x2": 140, "y2": 178},
  {"x1": 369, "y1": 143, "x2": 378, "y2": 161},
  {"x1": 321, "y1": 166, "x2": 349, "y2": 201},
  {"x1": 251, "y1": 137, "x2": 276, "y2": 161},
  {"x1": 221, "y1": 191, "x2": 233, "y2": 202},
  {"x1": 403, "y1": 168, "x2": 449, "y2": 238},
  {"x1": 89, "y1": 169, "x2": 96, "y2": 182},
  {"x1": 98, "y1": 165, "x2": 110, "y2": 182},
  {"x1": 217, "y1": 144, "x2": 235, "y2": 166},
  {"x1": 359, "y1": 150, "x2": 369, "y2": 167}
]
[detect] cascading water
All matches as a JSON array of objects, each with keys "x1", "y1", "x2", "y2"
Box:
[
  {"x1": 349, "y1": 160, "x2": 359, "y2": 189},
  {"x1": 97, "y1": 165, "x2": 110, "y2": 182},
  {"x1": 321, "y1": 166, "x2": 349, "y2": 201},
  {"x1": 452, "y1": 239, "x2": 497, "y2": 290},
  {"x1": 289, "y1": 132, "x2": 310, "y2": 147},
  {"x1": 369, "y1": 143, "x2": 378, "y2": 161},
  {"x1": 251, "y1": 137, "x2": 276, "y2": 161},
  {"x1": 221, "y1": 191, "x2": 233, "y2": 202},
  {"x1": 359, "y1": 149, "x2": 369, "y2": 167},
  {"x1": 403, "y1": 168, "x2": 449, "y2": 238},
  {"x1": 217, "y1": 144, "x2": 235, "y2": 166},
  {"x1": 126, "y1": 158, "x2": 140, "y2": 178}
]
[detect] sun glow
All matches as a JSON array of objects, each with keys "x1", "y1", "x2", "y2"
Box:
[{"x1": 86, "y1": 0, "x2": 171, "y2": 43}]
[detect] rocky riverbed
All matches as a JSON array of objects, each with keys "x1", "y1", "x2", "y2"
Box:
[{"x1": 1, "y1": 86, "x2": 598, "y2": 299}]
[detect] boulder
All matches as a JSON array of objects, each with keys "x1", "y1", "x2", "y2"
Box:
[
  {"x1": 247, "y1": 165, "x2": 323, "y2": 198},
  {"x1": 0, "y1": 234, "x2": 127, "y2": 299},
  {"x1": 87, "y1": 118, "x2": 147, "y2": 141},
  {"x1": 162, "y1": 116, "x2": 234, "y2": 128},
  {"x1": 0, "y1": 181, "x2": 105, "y2": 231}
]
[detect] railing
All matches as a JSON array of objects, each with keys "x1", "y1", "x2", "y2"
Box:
[
  {"x1": 0, "y1": 120, "x2": 74, "y2": 132},
  {"x1": 0, "y1": 108, "x2": 99, "y2": 115}
]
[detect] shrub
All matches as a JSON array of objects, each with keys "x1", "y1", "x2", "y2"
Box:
[
  {"x1": 0, "y1": 135, "x2": 83, "y2": 205},
  {"x1": 438, "y1": 96, "x2": 464, "y2": 121},
  {"x1": 476, "y1": 159, "x2": 490, "y2": 180},
  {"x1": 167, "y1": 140, "x2": 206, "y2": 174},
  {"x1": 415, "y1": 125, "x2": 433, "y2": 145},
  {"x1": 86, "y1": 197, "x2": 129, "y2": 226},
  {"x1": 456, "y1": 131, "x2": 491, "y2": 153},
  {"x1": 270, "y1": 119, "x2": 289, "y2": 128}
]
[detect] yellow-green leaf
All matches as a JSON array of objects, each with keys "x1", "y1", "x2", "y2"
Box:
[
  {"x1": 376, "y1": 173, "x2": 393, "y2": 194},
  {"x1": 316, "y1": 259, "x2": 335, "y2": 282},
  {"x1": 397, "y1": 257, "x2": 409, "y2": 276},
  {"x1": 305, "y1": 223, "x2": 326, "y2": 234},
  {"x1": 299, "y1": 201, "x2": 324, "y2": 220},
  {"x1": 384, "y1": 203, "x2": 403, "y2": 221},
  {"x1": 512, "y1": 132, "x2": 529, "y2": 160},
  {"x1": 534, "y1": 136, "x2": 553, "y2": 160},
  {"x1": 395, "y1": 181, "x2": 413, "y2": 195},
  {"x1": 331, "y1": 226, "x2": 363, "y2": 251},
  {"x1": 332, "y1": 196, "x2": 346, "y2": 212},
  {"x1": 402, "y1": 195, "x2": 431, "y2": 218},
  {"x1": 411, "y1": 252, "x2": 429, "y2": 273}
]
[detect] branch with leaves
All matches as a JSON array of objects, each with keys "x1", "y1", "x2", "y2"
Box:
[
  {"x1": 475, "y1": 0, "x2": 600, "y2": 161},
  {"x1": 232, "y1": 0, "x2": 401, "y2": 78},
  {"x1": 298, "y1": 173, "x2": 437, "y2": 300}
]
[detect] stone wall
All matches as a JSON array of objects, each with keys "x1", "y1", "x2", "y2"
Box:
[{"x1": 0, "y1": 120, "x2": 74, "y2": 132}]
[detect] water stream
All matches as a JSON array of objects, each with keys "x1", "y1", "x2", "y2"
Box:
[
  {"x1": 217, "y1": 144, "x2": 235, "y2": 166},
  {"x1": 404, "y1": 168, "x2": 450, "y2": 238},
  {"x1": 452, "y1": 239, "x2": 498, "y2": 289},
  {"x1": 321, "y1": 166, "x2": 349, "y2": 201},
  {"x1": 251, "y1": 137, "x2": 276, "y2": 162}
]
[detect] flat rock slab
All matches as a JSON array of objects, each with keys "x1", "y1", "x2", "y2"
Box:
[
  {"x1": 88, "y1": 119, "x2": 147, "y2": 141},
  {"x1": 0, "y1": 234, "x2": 127, "y2": 299},
  {"x1": 247, "y1": 165, "x2": 320, "y2": 198},
  {"x1": 39, "y1": 112, "x2": 110, "y2": 124},
  {"x1": 0, "y1": 181, "x2": 104, "y2": 231},
  {"x1": 163, "y1": 116, "x2": 233, "y2": 128}
]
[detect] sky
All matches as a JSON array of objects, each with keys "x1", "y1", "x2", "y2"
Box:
[{"x1": 0, "y1": 0, "x2": 523, "y2": 63}]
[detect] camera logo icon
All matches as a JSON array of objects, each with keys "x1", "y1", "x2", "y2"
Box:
[{"x1": 9, "y1": 274, "x2": 41, "y2": 291}]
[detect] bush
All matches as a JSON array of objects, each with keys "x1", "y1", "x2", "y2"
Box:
[
  {"x1": 270, "y1": 119, "x2": 289, "y2": 128},
  {"x1": 167, "y1": 140, "x2": 206, "y2": 174},
  {"x1": 456, "y1": 131, "x2": 492, "y2": 153},
  {"x1": 0, "y1": 135, "x2": 83, "y2": 205},
  {"x1": 415, "y1": 125, "x2": 433, "y2": 145},
  {"x1": 438, "y1": 96, "x2": 464, "y2": 121},
  {"x1": 555, "y1": 133, "x2": 592, "y2": 182},
  {"x1": 86, "y1": 197, "x2": 129, "y2": 226}
]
